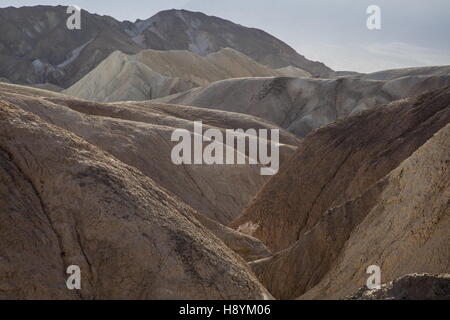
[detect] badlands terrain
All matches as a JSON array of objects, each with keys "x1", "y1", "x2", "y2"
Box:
[
  {"x1": 63, "y1": 48, "x2": 310, "y2": 101},
  {"x1": 159, "y1": 66, "x2": 450, "y2": 137},
  {"x1": 234, "y1": 87, "x2": 450, "y2": 299},
  {"x1": 0, "y1": 5, "x2": 449, "y2": 300}
]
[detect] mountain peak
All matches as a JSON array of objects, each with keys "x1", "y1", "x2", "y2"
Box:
[
  {"x1": 130, "y1": 8, "x2": 332, "y2": 75},
  {"x1": 0, "y1": 5, "x2": 332, "y2": 88}
]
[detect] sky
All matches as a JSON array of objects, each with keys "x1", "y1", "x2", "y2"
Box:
[{"x1": 2, "y1": 0, "x2": 450, "y2": 72}]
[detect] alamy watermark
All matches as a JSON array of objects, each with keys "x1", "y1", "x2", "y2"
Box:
[
  {"x1": 171, "y1": 121, "x2": 280, "y2": 176},
  {"x1": 66, "y1": 265, "x2": 81, "y2": 290},
  {"x1": 66, "y1": 5, "x2": 81, "y2": 30},
  {"x1": 366, "y1": 265, "x2": 381, "y2": 290},
  {"x1": 367, "y1": 5, "x2": 382, "y2": 30}
]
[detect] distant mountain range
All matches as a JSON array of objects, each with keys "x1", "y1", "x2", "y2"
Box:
[{"x1": 0, "y1": 6, "x2": 332, "y2": 88}]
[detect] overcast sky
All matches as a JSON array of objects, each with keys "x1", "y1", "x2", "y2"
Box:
[{"x1": 2, "y1": 0, "x2": 450, "y2": 72}]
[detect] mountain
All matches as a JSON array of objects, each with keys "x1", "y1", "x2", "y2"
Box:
[
  {"x1": 64, "y1": 48, "x2": 310, "y2": 102},
  {"x1": 0, "y1": 5, "x2": 141, "y2": 87},
  {"x1": 232, "y1": 86, "x2": 450, "y2": 251},
  {"x1": 0, "y1": 92, "x2": 273, "y2": 299},
  {"x1": 159, "y1": 66, "x2": 450, "y2": 136},
  {"x1": 0, "y1": 6, "x2": 330, "y2": 88},
  {"x1": 230, "y1": 87, "x2": 450, "y2": 299},
  {"x1": 123, "y1": 9, "x2": 332, "y2": 77}
]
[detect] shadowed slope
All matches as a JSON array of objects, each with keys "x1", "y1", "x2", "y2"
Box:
[
  {"x1": 1, "y1": 83, "x2": 299, "y2": 225},
  {"x1": 232, "y1": 87, "x2": 450, "y2": 251},
  {"x1": 236, "y1": 89, "x2": 450, "y2": 299}
]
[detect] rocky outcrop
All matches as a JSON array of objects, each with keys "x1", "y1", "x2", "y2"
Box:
[
  {"x1": 0, "y1": 99, "x2": 273, "y2": 299},
  {"x1": 64, "y1": 48, "x2": 309, "y2": 102},
  {"x1": 159, "y1": 68, "x2": 450, "y2": 137},
  {"x1": 348, "y1": 274, "x2": 450, "y2": 300}
]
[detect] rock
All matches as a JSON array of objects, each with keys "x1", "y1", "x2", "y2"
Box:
[{"x1": 348, "y1": 274, "x2": 450, "y2": 300}]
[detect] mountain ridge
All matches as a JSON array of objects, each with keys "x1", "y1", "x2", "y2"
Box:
[
  {"x1": 63, "y1": 47, "x2": 311, "y2": 101},
  {"x1": 0, "y1": 6, "x2": 331, "y2": 88}
]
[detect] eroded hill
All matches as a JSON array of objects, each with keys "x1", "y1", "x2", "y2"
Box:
[
  {"x1": 160, "y1": 67, "x2": 450, "y2": 136},
  {"x1": 0, "y1": 98, "x2": 274, "y2": 299},
  {"x1": 231, "y1": 87, "x2": 450, "y2": 299},
  {"x1": 63, "y1": 48, "x2": 310, "y2": 102}
]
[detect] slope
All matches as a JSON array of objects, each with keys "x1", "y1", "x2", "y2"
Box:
[
  {"x1": 234, "y1": 88, "x2": 450, "y2": 299},
  {"x1": 64, "y1": 48, "x2": 307, "y2": 102},
  {"x1": 159, "y1": 67, "x2": 450, "y2": 136},
  {"x1": 0, "y1": 99, "x2": 272, "y2": 299}
]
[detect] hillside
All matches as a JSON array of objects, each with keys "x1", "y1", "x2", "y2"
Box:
[
  {"x1": 0, "y1": 83, "x2": 299, "y2": 227},
  {"x1": 124, "y1": 9, "x2": 331, "y2": 77},
  {"x1": 64, "y1": 48, "x2": 310, "y2": 102},
  {"x1": 230, "y1": 87, "x2": 450, "y2": 299},
  {"x1": 0, "y1": 95, "x2": 274, "y2": 299},
  {"x1": 159, "y1": 67, "x2": 450, "y2": 136}
]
